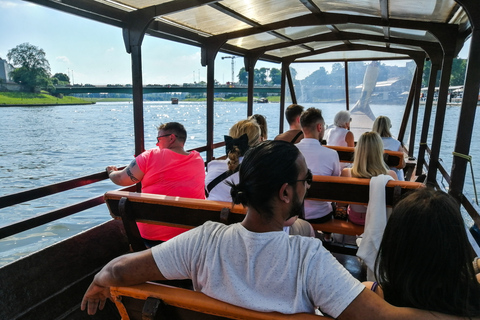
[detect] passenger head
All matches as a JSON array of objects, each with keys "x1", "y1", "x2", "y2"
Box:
[
  {"x1": 300, "y1": 107, "x2": 325, "y2": 138},
  {"x1": 285, "y1": 104, "x2": 304, "y2": 126},
  {"x1": 226, "y1": 119, "x2": 261, "y2": 172},
  {"x1": 352, "y1": 131, "x2": 389, "y2": 178},
  {"x1": 376, "y1": 188, "x2": 480, "y2": 317},
  {"x1": 334, "y1": 110, "x2": 352, "y2": 128},
  {"x1": 229, "y1": 140, "x2": 303, "y2": 220},
  {"x1": 248, "y1": 114, "x2": 268, "y2": 140},
  {"x1": 372, "y1": 116, "x2": 393, "y2": 138},
  {"x1": 157, "y1": 122, "x2": 187, "y2": 144}
]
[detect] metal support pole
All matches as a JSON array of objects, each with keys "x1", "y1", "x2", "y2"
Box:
[
  {"x1": 398, "y1": 72, "x2": 416, "y2": 143},
  {"x1": 286, "y1": 66, "x2": 297, "y2": 105},
  {"x1": 131, "y1": 45, "x2": 145, "y2": 157},
  {"x1": 408, "y1": 59, "x2": 424, "y2": 158},
  {"x1": 416, "y1": 62, "x2": 440, "y2": 176},
  {"x1": 279, "y1": 61, "x2": 288, "y2": 134},
  {"x1": 246, "y1": 57, "x2": 256, "y2": 116},
  {"x1": 426, "y1": 53, "x2": 454, "y2": 186},
  {"x1": 450, "y1": 27, "x2": 480, "y2": 204},
  {"x1": 344, "y1": 62, "x2": 350, "y2": 110}
]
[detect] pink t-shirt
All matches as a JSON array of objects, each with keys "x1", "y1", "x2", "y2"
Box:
[{"x1": 136, "y1": 148, "x2": 206, "y2": 241}]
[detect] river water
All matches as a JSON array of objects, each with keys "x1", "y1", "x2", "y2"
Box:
[{"x1": 1, "y1": 101, "x2": 479, "y2": 266}]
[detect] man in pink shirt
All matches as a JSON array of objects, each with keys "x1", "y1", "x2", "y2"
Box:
[{"x1": 106, "y1": 122, "x2": 205, "y2": 245}]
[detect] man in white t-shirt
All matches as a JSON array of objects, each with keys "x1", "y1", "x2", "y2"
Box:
[
  {"x1": 296, "y1": 108, "x2": 340, "y2": 241},
  {"x1": 82, "y1": 141, "x2": 466, "y2": 320}
]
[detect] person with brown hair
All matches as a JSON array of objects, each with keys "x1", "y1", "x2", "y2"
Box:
[{"x1": 275, "y1": 104, "x2": 304, "y2": 143}]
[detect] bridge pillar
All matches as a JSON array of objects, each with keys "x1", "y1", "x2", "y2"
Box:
[{"x1": 245, "y1": 54, "x2": 260, "y2": 116}]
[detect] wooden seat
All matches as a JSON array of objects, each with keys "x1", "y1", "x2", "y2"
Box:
[
  {"x1": 307, "y1": 175, "x2": 423, "y2": 236},
  {"x1": 104, "y1": 191, "x2": 246, "y2": 251},
  {"x1": 110, "y1": 282, "x2": 328, "y2": 320},
  {"x1": 325, "y1": 145, "x2": 406, "y2": 169}
]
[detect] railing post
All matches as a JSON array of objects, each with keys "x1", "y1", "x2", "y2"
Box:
[
  {"x1": 450, "y1": 0, "x2": 480, "y2": 211},
  {"x1": 416, "y1": 61, "x2": 441, "y2": 176}
]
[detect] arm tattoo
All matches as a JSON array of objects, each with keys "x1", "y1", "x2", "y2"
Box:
[{"x1": 126, "y1": 160, "x2": 140, "y2": 183}]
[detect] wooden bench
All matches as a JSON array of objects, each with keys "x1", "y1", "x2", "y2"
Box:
[
  {"x1": 326, "y1": 145, "x2": 406, "y2": 169},
  {"x1": 110, "y1": 282, "x2": 328, "y2": 320},
  {"x1": 306, "y1": 176, "x2": 424, "y2": 236},
  {"x1": 104, "y1": 191, "x2": 246, "y2": 251}
]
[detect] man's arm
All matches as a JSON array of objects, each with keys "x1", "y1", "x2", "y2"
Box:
[
  {"x1": 338, "y1": 288, "x2": 475, "y2": 320},
  {"x1": 106, "y1": 159, "x2": 144, "y2": 186},
  {"x1": 81, "y1": 249, "x2": 166, "y2": 315}
]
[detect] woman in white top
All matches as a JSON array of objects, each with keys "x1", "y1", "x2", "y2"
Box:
[
  {"x1": 372, "y1": 116, "x2": 406, "y2": 181},
  {"x1": 205, "y1": 119, "x2": 261, "y2": 201},
  {"x1": 340, "y1": 131, "x2": 397, "y2": 225},
  {"x1": 325, "y1": 110, "x2": 355, "y2": 147}
]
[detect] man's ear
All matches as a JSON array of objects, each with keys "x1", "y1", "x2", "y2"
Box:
[{"x1": 279, "y1": 182, "x2": 291, "y2": 203}]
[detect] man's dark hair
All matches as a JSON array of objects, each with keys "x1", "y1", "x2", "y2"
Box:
[
  {"x1": 300, "y1": 107, "x2": 324, "y2": 131},
  {"x1": 158, "y1": 122, "x2": 187, "y2": 143},
  {"x1": 228, "y1": 140, "x2": 300, "y2": 220},
  {"x1": 285, "y1": 104, "x2": 304, "y2": 125}
]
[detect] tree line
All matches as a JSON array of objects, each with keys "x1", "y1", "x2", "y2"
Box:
[{"x1": 5, "y1": 42, "x2": 468, "y2": 93}]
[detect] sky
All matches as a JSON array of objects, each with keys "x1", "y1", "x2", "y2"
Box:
[{"x1": 0, "y1": 0, "x2": 472, "y2": 86}]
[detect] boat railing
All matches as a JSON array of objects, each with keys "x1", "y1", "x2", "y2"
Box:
[
  {"x1": 421, "y1": 144, "x2": 480, "y2": 226},
  {"x1": 0, "y1": 144, "x2": 227, "y2": 241}
]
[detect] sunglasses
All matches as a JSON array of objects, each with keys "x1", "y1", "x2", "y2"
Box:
[{"x1": 294, "y1": 169, "x2": 313, "y2": 186}]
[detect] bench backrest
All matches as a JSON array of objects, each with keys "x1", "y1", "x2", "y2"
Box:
[
  {"x1": 104, "y1": 191, "x2": 246, "y2": 251},
  {"x1": 307, "y1": 175, "x2": 423, "y2": 206},
  {"x1": 110, "y1": 282, "x2": 328, "y2": 320},
  {"x1": 326, "y1": 145, "x2": 405, "y2": 169}
]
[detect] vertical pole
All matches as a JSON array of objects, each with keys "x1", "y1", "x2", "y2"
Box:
[
  {"x1": 426, "y1": 53, "x2": 454, "y2": 185},
  {"x1": 344, "y1": 61, "x2": 350, "y2": 110},
  {"x1": 450, "y1": 27, "x2": 480, "y2": 205},
  {"x1": 247, "y1": 59, "x2": 255, "y2": 116},
  {"x1": 408, "y1": 59, "x2": 424, "y2": 158},
  {"x1": 398, "y1": 72, "x2": 416, "y2": 143},
  {"x1": 279, "y1": 61, "x2": 287, "y2": 134},
  {"x1": 416, "y1": 62, "x2": 440, "y2": 176},
  {"x1": 206, "y1": 60, "x2": 215, "y2": 162},
  {"x1": 131, "y1": 45, "x2": 144, "y2": 157},
  {"x1": 286, "y1": 66, "x2": 297, "y2": 105}
]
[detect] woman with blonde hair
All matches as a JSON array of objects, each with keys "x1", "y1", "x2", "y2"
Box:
[
  {"x1": 340, "y1": 131, "x2": 397, "y2": 225},
  {"x1": 205, "y1": 119, "x2": 261, "y2": 201},
  {"x1": 372, "y1": 115, "x2": 406, "y2": 180}
]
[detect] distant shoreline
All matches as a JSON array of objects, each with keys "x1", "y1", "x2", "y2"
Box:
[{"x1": 0, "y1": 102, "x2": 96, "y2": 107}]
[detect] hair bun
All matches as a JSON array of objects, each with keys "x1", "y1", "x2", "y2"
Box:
[{"x1": 230, "y1": 184, "x2": 247, "y2": 204}]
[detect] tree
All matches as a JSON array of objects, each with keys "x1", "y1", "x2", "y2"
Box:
[
  {"x1": 7, "y1": 43, "x2": 51, "y2": 92},
  {"x1": 450, "y1": 58, "x2": 467, "y2": 86},
  {"x1": 52, "y1": 73, "x2": 70, "y2": 85},
  {"x1": 270, "y1": 68, "x2": 282, "y2": 85},
  {"x1": 238, "y1": 67, "x2": 248, "y2": 84}
]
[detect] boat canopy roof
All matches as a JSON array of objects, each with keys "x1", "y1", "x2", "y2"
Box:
[{"x1": 28, "y1": 0, "x2": 473, "y2": 64}]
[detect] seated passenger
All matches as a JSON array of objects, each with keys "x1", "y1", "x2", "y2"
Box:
[
  {"x1": 372, "y1": 116, "x2": 406, "y2": 181},
  {"x1": 105, "y1": 122, "x2": 205, "y2": 246},
  {"x1": 364, "y1": 188, "x2": 480, "y2": 317},
  {"x1": 248, "y1": 114, "x2": 268, "y2": 141},
  {"x1": 324, "y1": 110, "x2": 355, "y2": 148},
  {"x1": 274, "y1": 104, "x2": 304, "y2": 143},
  {"x1": 84, "y1": 141, "x2": 470, "y2": 320},
  {"x1": 206, "y1": 120, "x2": 313, "y2": 237},
  {"x1": 340, "y1": 132, "x2": 397, "y2": 225},
  {"x1": 205, "y1": 119, "x2": 261, "y2": 201},
  {"x1": 295, "y1": 107, "x2": 340, "y2": 241}
]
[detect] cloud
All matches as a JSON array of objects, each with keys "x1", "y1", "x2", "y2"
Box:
[
  {"x1": 106, "y1": 47, "x2": 115, "y2": 54},
  {"x1": 0, "y1": 1, "x2": 21, "y2": 8},
  {"x1": 56, "y1": 56, "x2": 70, "y2": 64}
]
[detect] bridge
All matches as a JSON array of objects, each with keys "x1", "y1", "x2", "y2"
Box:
[{"x1": 55, "y1": 85, "x2": 281, "y2": 95}]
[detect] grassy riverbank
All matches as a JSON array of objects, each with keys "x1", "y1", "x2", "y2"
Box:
[{"x1": 0, "y1": 92, "x2": 93, "y2": 106}]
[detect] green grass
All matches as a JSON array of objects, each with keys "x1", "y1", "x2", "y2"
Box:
[{"x1": 0, "y1": 92, "x2": 93, "y2": 105}]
